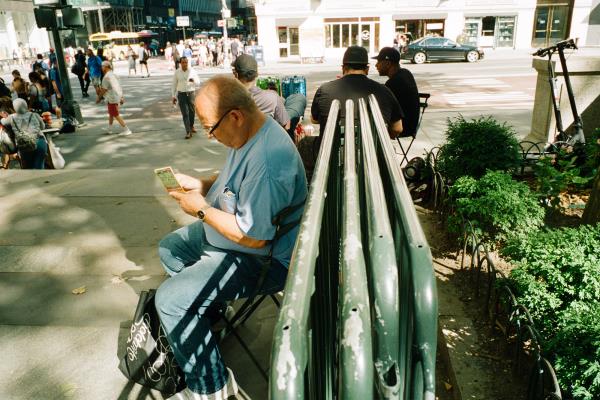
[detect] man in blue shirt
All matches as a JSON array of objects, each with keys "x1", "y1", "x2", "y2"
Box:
[
  {"x1": 155, "y1": 75, "x2": 307, "y2": 399},
  {"x1": 85, "y1": 48, "x2": 103, "y2": 102}
]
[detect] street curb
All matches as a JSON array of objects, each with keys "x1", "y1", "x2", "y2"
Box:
[{"x1": 437, "y1": 324, "x2": 463, "y2": 400}]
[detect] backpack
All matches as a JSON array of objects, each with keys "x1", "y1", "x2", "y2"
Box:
[
  {"x1": 12, "y1": 114, "x2": 40, "y2": 152},
  {"x1": 0, "y1": 78, "x2": 10, "y2": 98},
  {"x1": 142, "y1": 48, "x2": 149, "y2": 61}
]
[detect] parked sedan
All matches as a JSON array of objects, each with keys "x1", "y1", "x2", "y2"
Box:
[{"x1": 401, "y1": 37, "x2": 484, "y2": 64}]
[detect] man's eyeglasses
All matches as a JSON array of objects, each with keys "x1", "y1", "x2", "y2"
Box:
[{"x1": 207, "y1": 108, "x2": 236, "y2": 136}]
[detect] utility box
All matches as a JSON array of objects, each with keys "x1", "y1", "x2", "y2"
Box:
[{"x1": 530, "y1": 55, "x2": 600, "y2": 144}]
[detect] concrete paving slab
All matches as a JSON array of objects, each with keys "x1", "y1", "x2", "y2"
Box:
[
  {"x1": 0, "y1": 195, "x2": 192, "y2": 247},
  {"x1": 0, "y1": 272, "x2": 165, "y2": 327},
  {"x1": 0, "y1": 245, "x2": 164, "y2": 275},
  {"x1": 0, "y1": 325, "x2": 168, "y2": 400}
]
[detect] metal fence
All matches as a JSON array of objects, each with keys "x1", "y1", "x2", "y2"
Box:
[{"x1": 269, "y1": 97, "x2": 438, "y2": 399}]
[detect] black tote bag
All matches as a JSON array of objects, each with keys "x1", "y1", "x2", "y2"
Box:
[{"x1": 118, "y1": 289, "x2": 186, "y2": 395}]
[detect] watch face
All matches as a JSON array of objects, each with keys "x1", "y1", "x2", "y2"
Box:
[{"x1": 197, "y1": 210, "x2": 205, "y2": 220}]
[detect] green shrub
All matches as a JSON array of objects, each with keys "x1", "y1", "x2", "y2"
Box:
[
  {"x1": 437, "y1": 115, "x2": 522, "y2": 182},
  {"x1": 534, "y1": 149, "x2": 594, "y2": 208},
  {"x1": 502, "y1": 224, "x2": 600, "y2": 399},
  {"x1": 448, "y1": 171, "x2": 545, "y2": 243}
]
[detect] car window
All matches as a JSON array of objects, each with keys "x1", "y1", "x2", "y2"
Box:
[
  {"x1": 443, "y1": 39, "x2": 457, "y2": 47},
  {"x1": 426, "y1": 38, "x2": 444, "y2": 47}
]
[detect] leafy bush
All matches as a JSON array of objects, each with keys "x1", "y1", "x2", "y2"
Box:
[
  {"x1": 534, "y1": 149, "x2": 594, "y2": 208},
  {"x1": 502, "y1": 224, "x2": 600, "y2": 399},
  {"x1": 437, "y1": 115, "x2": 522, "y2": 182},
  {"x1": 448, "y1": 171, "x2": 545, "y2": 243}
]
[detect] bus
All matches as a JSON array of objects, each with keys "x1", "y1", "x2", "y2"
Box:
[{"x1": 89, "y1": 31, "x2": 142, "y2": 61}]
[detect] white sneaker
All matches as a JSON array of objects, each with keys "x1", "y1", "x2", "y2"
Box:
[
  {"x1": 120, "y1": 128, "x2": 132, "y2": 136},
  {"x1": 168, "y1": 367, "x2": 239, "y2": 400},
  {"x1": 104, "y1": 127, "x2": 114, "y2": 135}
]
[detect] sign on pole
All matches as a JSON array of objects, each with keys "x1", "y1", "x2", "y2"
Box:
[
  {"x1": 223, "y1": 9, "x2": 231, "y2": 18},
  {"x1": 217, "y1": 19, "x2": 225, "y2": 27},
  {"x1": 176, "y1": 16, "x2": 190, "y2": 27},
  {"x1": 227, "y1": 18, "x2": 237, "y2": 28}
]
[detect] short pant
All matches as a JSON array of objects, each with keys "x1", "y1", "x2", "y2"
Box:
[
  {"x1": 107, "y1": 103, "x2": 120, "y2": 117},
  {"x1": 91, "y1": 76, "x2": 101, "y2": 86}
]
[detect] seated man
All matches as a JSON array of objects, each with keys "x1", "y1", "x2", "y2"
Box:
[
  {"x1": 373, "y1": 47, "x2": 420, "y2": 137},
  {"x1": 311, "y1": 45, "x2": 404, "y2": 139},
  {"x1": 231, "y1": 54, "x2": 291, "y2": 130},
  {"x1": 155, "y1": 75, "x2": 307, "y2": 399}
]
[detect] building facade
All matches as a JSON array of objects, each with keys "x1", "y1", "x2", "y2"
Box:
[
  {"x1": 0, "y1": 0, "x2": 51, "y2": 61},
  {"x1": 253, "y1": 0, "x2": 597, "y2": 62}
]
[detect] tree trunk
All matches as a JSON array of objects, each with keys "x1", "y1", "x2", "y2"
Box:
[{"x1": 583, "y1": 170, "x2": 600, "y2": 224}]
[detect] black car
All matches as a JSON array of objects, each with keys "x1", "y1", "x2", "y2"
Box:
[{"x1": 401, "y1": 37, "x2": 484, "y2": 64}]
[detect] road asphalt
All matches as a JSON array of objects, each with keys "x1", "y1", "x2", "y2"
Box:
[{"x1": 1, "y1": 47, "x2": 598, "y2": 399}]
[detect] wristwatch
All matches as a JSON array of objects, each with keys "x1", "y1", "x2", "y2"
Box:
[{"x1": 196, "y1": 204, "x2": 212, "y2": 221}]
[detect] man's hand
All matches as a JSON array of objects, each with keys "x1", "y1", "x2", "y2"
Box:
[
  {"x1": 172, "y1": 97, "x2": 177, "y2": 105},
  {"x1": 174, "y1": 173, "x2": 201, "y2": 191},
  {"x1": 169, "y1": 190, "x2": 207, "y2": 217}
]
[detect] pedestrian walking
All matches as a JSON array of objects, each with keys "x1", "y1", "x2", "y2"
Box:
[
  {"x1": 138, "y1": 43, "x2": 150, "y2": 78},
  {"x1": 126, "y1": 45, "x2": 137, "y2": 77},
  {"x1": 73, "y1": 49, "x2": 90, "y2": 97},
  {"x1": 86, "y1": 48, "x2": 103, "y2": 103},
  {"x1": 98, "y1": 61, "x2": 131, "y2": 136},
  {"x1": 171, "y1": 57, "x2": 199, "y2": 139}
]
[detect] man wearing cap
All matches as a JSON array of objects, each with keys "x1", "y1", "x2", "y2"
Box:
[
  {"x1": 172, "y1": 56, "x2": 200, "y2": 139},
  {"x1": 231, "y1": 54, "x2": 290, "y2": 130},
  {"x1": 311, "y1": 45, "x2": 404, "y2": 139},
  {"x1": 373, "y1": 47, "x2": 420, "y2": 138}
]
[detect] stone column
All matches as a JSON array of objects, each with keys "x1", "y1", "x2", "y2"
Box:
[{"x1": 529, "y1": 56, "x2": 600, "y2": 143}]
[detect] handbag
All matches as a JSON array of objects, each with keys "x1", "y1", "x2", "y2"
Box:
[
  {"x1": 45, "y1": 137, "x2": 65, "y2": 169},
  {"x1": 118, "y1": 290, "x2": 186, "y2": 396},
  {"x1": 0, "y1": 127, "x2": 16, "y2": 154}
]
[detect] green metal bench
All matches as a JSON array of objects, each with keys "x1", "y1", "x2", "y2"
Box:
[{"x1": 269, "y1": 96, "x2": 438, "y2": 400}]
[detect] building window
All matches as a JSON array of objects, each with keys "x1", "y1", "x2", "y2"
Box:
[
  {"x1": 481, "y1": 16, "x2": 496, "y2": 36},
  {"x1": 324, "y1": 17, "x2": 379, "y2": 49}
]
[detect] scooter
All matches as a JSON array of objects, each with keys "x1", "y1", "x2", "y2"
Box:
[{"x1": 532, "y1": 38, "x2": 586, "y2": 146}]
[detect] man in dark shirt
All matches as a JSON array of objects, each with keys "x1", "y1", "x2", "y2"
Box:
[
  {"x1": 311, "y1": 45, "x2": 403, "y2": 138},
  {"x1": 373, "y1": 47, "x2": 420, "y2": 137}
]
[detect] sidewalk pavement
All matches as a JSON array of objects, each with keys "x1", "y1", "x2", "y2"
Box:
[
  {"x1": 0, "y1": 100, "x2": 275, "y2": 399},
  {"x1": 0, "y1": 49, "x2": 554, "y2": 399}
]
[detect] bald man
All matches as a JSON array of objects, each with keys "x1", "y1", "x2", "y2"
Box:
[{"x1": 155, "y1": 76, "x2": 307, "y2": 399}]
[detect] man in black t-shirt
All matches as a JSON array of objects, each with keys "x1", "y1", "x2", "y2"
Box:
[
  {"x1": 311, "y1": 46, "x2": 404, "y2": 139},
  {"x1": 373, "y1": 47, "x2": 420, "y2": 137}
]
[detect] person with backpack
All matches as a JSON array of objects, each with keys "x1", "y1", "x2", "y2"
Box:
[
  {"x1": 0, "y1": 98, "x2": 47, "y2": 169},
  {"x1": 31, "y1": 54, "x2": 49, "y2": 74},
  {"x1": 138, "y1": 43, "x2": 150, "y2": 78},
  {"x1": 73, "y1": 49, "x2": 90, "y2": 97}
]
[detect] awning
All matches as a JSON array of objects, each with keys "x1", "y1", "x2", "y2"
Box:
[
  {"x1": 392, "y1": 13, "x2": 448, "y2": 20},
  {"x1": 464, "y1": 12, "x2": 519, "y2": 17}
]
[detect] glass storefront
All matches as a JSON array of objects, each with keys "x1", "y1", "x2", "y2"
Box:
[
  {"x1": 278, "y1": 26, "x2": 299, "y2": 58},
  {"x1": 395, "y1": 19, "x2": 445, "y2": 40},
  {"x1": 460, "y1": 16, "x2": 516, "y2": 48},
  {"x1": 532, "y1": 0, "x2": 572, "y2": 47},
  {"x1": 324, "y1": 17, "x2": 380, "y2": 53}
]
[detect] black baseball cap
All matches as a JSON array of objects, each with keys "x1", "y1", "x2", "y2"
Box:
[
  {"x1": 231, "y1": 54, "x2": 258, "y2": 73},
  {"x1": 343, "y1": 46, "x2": 368, "y2": 65},
  {"x1": 372, "y1": 47, "x2": 400, "y2": 63}
]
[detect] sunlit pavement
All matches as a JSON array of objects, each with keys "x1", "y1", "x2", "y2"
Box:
[{"x1": 2, "y1": 47, "x2": 598, "y2": 399}]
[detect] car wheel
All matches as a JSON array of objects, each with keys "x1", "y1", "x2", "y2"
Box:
[
  {"x1": 413, "y1": 52, "x2": 426, "y2": 64},
  {"x1": 466, "y1": 50, "x2": 479, "y2": 63}
]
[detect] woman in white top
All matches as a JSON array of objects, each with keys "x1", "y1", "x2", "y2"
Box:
[{"x1": 127, "y1": 45, "x2": 136, "y2": 77}]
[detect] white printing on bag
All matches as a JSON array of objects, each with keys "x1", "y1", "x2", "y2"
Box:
[{"x1": 218, "y1": 187, "x2": 237, "y2": 214}]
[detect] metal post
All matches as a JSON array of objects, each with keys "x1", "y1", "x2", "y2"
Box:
[
  {"x1": 98, "y1": 8, "x2": 104, "y2": 33},
  {"x1": 221, "y1": 0, "x2": 230, "y2": 67},
  {"x1": 50, "y1": 18, "x2": 84, "y2": 124}
]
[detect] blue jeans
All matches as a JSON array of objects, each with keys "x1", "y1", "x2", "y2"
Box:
[
  {"x1": 155, "y1": 221, "x2": 288, "y2": 394},
  {"x1": 19, "y1": 137, "x2": 47, "y2": 169}
]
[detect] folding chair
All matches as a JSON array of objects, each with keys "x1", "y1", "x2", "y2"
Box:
[
  {"x1": 214, "y1": 201, "x2": 305, "y2": 381},
  {"x1": 396, "y1": 92, "x2": 430, "y2": 166}
]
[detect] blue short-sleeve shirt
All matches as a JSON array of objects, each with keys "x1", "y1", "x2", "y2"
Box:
[{"x1": 204, "y1": 117, "x2": 307, "y2": 267}]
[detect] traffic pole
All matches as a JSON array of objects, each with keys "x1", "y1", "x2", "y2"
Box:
[{"x1": 50, "y1": 25, "x2": 84, "y2": 125}]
